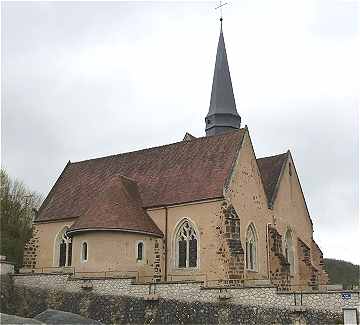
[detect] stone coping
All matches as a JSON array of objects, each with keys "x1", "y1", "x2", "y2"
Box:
[
  {"x1": 0, "y1": 260, "x2": 15, "y2": 266},
  {"x1": 277, "y1": 290, "x2": 360, "y2": 295},
  {"x1": 11, "y1": 272, "x2": 73, "y2": 277},
  {"x1": 69, "y1": 276, "x2": 136, "y2": 281},
  {"x1": 132, "y1": 280, "x2": 204, "y2": 285},
  {"x1": 201, "y1": 285, "x2": 275, "y2": 290}
]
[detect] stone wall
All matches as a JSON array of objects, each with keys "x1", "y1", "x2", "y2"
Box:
[
  {"x1": 216, "y1": 203, "x2": 244, "y2": 285},
  {"x1": 0, "y1": 257, "x2": 15, "y2": 275},
  {"x1": 5, "y1": 273, "x2": 359, "y2": 324},
  {"x1": 23, "y1": 227, "x2": 40, "y2": 270},
  {"x1": 268, "y1": 226, "x2": 291, "y2": 291},
  {"x1": 8, "y1": 290, "x2": 344, "y2": 325},
  {"x1": 311, "y1": 239, "x2": 329, "y2": 285},
  {"x1": 152, "y1": 239, "x2": 162, "y2": 282},
  {"x1": 0, "y1": 275, "x2": 15, "y2": 315},
  {"x1": 298, "y1": 239, "x2": 320, "y2": 290}
]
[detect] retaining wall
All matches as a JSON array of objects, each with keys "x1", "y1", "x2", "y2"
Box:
[{"x1": 4, "y1": 273, "x2": 360, "y2": 324}]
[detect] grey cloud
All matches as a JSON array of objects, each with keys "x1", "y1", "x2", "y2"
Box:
[{"x1": 1, "y1": 1, "x2": 358, "y2": 263}]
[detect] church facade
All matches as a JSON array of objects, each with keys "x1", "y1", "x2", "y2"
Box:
[{"x1": 23, "y1": 22, "x2": 328, "y2": 290}]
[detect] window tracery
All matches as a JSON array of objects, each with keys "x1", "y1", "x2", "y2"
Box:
[
  {"x1": 56, "y1": 227, "x2": 72, "y2": 267},
  {"x1": 175, "y1": 219, "x2": 198, "y2": 268}
]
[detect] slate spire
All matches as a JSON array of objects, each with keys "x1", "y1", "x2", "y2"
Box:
[{"x1": 205, "y1": 19, "x2": 241, "y2": 136}]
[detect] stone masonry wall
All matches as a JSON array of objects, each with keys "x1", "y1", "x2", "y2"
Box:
[
  {"x1": 298, "y1": 239, "x2": 320, "y2": 290},
  {"x1": 215, "y1": 203, "x2": 245, "y2": 285},
  {"x1": 152, "y1": 239, "x2": 162, "y2": 282},
  {"x1": 10, "y1": 274, "x2": 359, "y2": 310},
  {"x1": 2, "y1": 273, "x2": 358, "y2": 324},
  {"x1": 311, "y1": 240, "x2": 329, "y2": 285},
  {"x1": 22, "y1": 226, "x2": 40, "y2": 270},
  {"x1": 268, "y1": 226, "x2": 291, "y2": 291}
]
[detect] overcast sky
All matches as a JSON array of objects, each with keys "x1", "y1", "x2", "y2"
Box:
[{"x1": 1, "y1": 1, "x2": 359, "y2": 264}]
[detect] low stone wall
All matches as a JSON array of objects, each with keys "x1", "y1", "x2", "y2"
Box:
[
  {"x1": 0, "y1": 258, "x2": 15, "y2": 275},
  {"x1": 6, "y1": 273, "x2": 360, "y2": 324}
]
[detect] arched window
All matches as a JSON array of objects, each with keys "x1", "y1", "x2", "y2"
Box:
[
  {"x1": 246, "y1": 223, "x2": 257, "y2": 271},
  {"x1": 175, "y1": 219, "x2": 198, "y2": 268},
  {"x1": 284, "y1": 230, "x2": 294, "y2": 274},
  {"x1": 55, "y1": 227, "x2": 72, "y2": 267},
  {"x1": 81, "y1": 242, "x2": 88, "y2": 262},
  {"x1": 137, "y1": 242, "x2": 144, "y2": 261}
]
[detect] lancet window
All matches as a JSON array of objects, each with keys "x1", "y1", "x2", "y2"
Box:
[
  {"x1": 175, "y1": 219, "x2": 198, "y2": 268},
  {"x1": 55, "y1": 227, "x2": 72, "y2": 267},
  {"x1": 81, "y1": 242, "x2": 88, "y2": 262},
  {"x1": 246, "y1": 223, "x2": 257, "y2": 271},
  {"x1": 137, "y1": 242, "x2": 144, "y2": 261}
]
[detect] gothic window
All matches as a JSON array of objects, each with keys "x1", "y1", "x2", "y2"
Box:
[
  {"x1": 284, "y1": 230, "x2": 294, "y2": 274},
  {"x1": 246, "y1": 223, "x2": 257, "y2": 271},
  {"x1": 81, "y1": 242, "x2": 88, "y2": 262},
  {"x1": 137, "y1": 242, "x2": 144, "y2": 261},
  {"x1": 175, "y1": 219, "x2": 198, "y2": 268},
  {"x1": 55, "y1": 227, "x2": 72, "y2": 267}
]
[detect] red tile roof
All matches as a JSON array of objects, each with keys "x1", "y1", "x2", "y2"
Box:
[
  {"x1": 36, "y1": 129, "x2": 246, "y2": 223},
  {"x1": 256, "y1": 152, "x2": 289, "y2": 206},
  {"x1": 68, "y1": 175, "x2": 163, "y2": 236}
]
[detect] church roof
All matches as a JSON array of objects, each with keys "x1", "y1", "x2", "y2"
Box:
[
  {"x1": 36, "y1": 129, "x2": 246, "y2": 223},
  {"x1": 257, "y1": 152, "x2": 289, "y2": 207},
  {"x1": 67, "y1": 175, "x2": 163, "y2": 237}
]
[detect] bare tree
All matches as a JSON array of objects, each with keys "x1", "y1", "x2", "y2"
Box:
[{"x1": 0, "y1": 169, "x2": 43, "y2": 270}]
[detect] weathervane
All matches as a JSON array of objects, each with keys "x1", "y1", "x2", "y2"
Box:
[{"x1": 215, "y1": 0, "x2": 229, "y2": 23}]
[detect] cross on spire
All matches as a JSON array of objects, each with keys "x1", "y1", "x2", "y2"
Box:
[
  {"x1": 215, "y1": 1, "x2": 229, "y2": 24},
  {"x1": 205, "y1": 3, "x2": 241, "y2": 136}
]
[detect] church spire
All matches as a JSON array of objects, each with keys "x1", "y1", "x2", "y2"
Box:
[{"x1": 205, "y1": 19, "x2": 241, "y2": 136}]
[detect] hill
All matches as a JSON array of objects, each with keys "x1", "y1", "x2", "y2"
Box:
[{"x1": 324, "y1": 258, "x2": 359, "y2": 289}]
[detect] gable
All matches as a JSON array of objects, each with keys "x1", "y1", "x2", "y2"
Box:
[
  {"x1": 37, "y1": 129, "x2": 246, "y2": 223},
  {"x1": 271, "y1": 152, "x2": 314, "y2": 237},
  {"x1": 225, "y1": 128, "x2": 269, "y2": 211}
]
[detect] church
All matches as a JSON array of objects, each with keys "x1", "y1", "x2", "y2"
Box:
[{"x1": 23, "y1": 20, "x2": 328, "y2": 290}]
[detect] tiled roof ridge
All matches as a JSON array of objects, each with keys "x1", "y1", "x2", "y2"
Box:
[
  {"x1": 36, "y1": 129, "x2": 246, "y2": 223},
  {"x1": 71, "y1": 129, "x2": 245, "y2": 165},
  {"x1": 257, "y1": 151, "x2": 289, "y2": 161}
]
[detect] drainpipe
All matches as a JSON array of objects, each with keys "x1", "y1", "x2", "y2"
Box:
[{"x1": 164, "y1": 206, "x2": 168, "y2": 282}]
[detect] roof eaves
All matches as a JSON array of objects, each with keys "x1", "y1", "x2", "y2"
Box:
[{"x1": 67, "y1": 227, "x2": 164, "y2": 238}]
